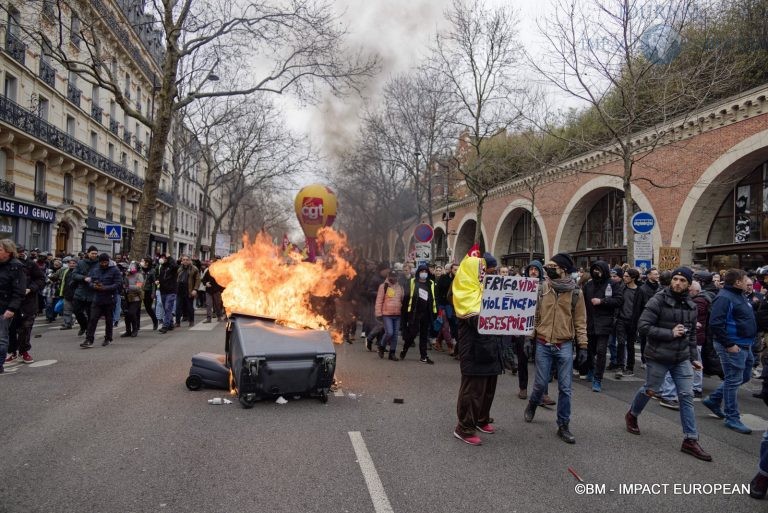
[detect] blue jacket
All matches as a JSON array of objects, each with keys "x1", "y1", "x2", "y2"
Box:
[
  {"x1": 709, "y1": 285, "x2": 757, "y2": 348},
  {"x1": 87, "y1": 263, "x2": 123, "y2": 305}
]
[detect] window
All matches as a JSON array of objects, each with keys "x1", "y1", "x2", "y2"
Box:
[
  {"x1": 576, "y1": 190, "x2": 637, "y2": 250},
  {"x1": 507, "y1": 211, "x2": 544, "y2": 256},
  {"x1": 120, "y1": 152, "x2": 127, "y2": 167},
  {"x1": 110, "y1": 100, "x2": 116, "y2": 119},
  {"x1": 7, "y1": 6, "x2": 20, "y2": 36},
  {"x1": 70, "y1": 14, "x2": 81, "y2": 47},
  {"x1": 708, "y1": 162, "x2": 768, "y2": 245},
  {"x1": 30, "y1": 221, "x2": 42, "y2": 249},
  {"x1": 133, "y1": 159, "x2": 138, "y2": 175},
  {"x1": 92, "y1": 85, "x2": 100, "y2": 108},
  {"x1": 63, "y1": 174, "x2": 73, "y2": 202},
  {"x1": 120, "y1": 196, "x2": 126, "y2": 218},
  {"x1": 111, "y1": 58, "x2": 117, "y2": 78},
  {"x1": 4, "y1": 74, "x2": 17, "y2": 102},
  {"x1": 0, "y1": 150, "x2": 7, "y2": 181},
  {"x1": 88, "y1": 183, "x2": 96, "y2": 208},
  {"x1": 38, "y1": 97, "x2": 49, "y2": 120},
  {"x1": 108, "y1": 143, "x2": 115, "y2": 161},
  {"x1": 124, "y1": 73, "x2": 131, "y2": 98},
  {"x1": 66, "y1": 116, "x2": 75, "y2": 137},
  {"x1": 34, "y1": 162, "x2": 46, "y2": 194},
  {"x1": 106, "y1": 191, "x2": 113, "y2": 219},
  {"x1": 90, "y1": 131, "x2": 97, "y2": 149}
]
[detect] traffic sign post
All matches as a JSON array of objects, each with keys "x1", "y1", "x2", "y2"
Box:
[
  {"x1": 631, "y1": 212, "x2": 655, "y2": 233},
  {"x1": 414, "y1": 242, "x2": 431, "y2": 267},
  {"x1": 413, "y1": 223, "x2": 434, "y2": 243},
  {"x1": 104, "y1": 224, "x2": 123, "y2": 241}
]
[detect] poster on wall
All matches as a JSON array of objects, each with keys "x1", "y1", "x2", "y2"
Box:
[{"x1": 735, "y1": 184, "x2": 751, "y2": 242}]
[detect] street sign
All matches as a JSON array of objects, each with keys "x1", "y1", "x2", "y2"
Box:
[
  {"x1": 634, "y1": 232, "x2": 653, "y2": 261},
  {"x1": 104, "y1": 224, "x2": 122, "y2": 241},
  {"x1": 414, "y1": 242, "x2": 431, "y2": 267},
  {"x1": 413, "y1": 223, "x2": 434, "y2": 243},
  {"x1": 631, "y1": 212, "x2": 655, "y2": 233},
  {"x1": 634, "y1": 260, "x2": 652, "y2": 271}
]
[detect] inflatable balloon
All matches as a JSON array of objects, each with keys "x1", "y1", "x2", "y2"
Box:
[{"x1": 294, "y1": 184, "x2": 337, "y2": 262}]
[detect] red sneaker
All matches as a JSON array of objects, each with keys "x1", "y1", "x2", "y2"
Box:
[
  {"x1": 21, "y1": 352, "x2": 34, "y2": 364},
  {"x1": 453, "y1": 430, "x2": 482, "y2": 446},
  {"x1": 476, "y1": 424, "x2": 495, "y2": 434},
  {"x1": 4, "y1": 353, "x2": 19, "y2": 366}
]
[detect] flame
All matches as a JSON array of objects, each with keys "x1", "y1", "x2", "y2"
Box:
[{"x1": 209, "y1": 228, "x2": 356, "y2": 343}]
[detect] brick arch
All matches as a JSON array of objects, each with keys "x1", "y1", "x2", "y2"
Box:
[
  {"x1": 490, "y1": 199, "x2": 549, "y2": 261},
  {"x1": 453, "y1": 213, "x2": 488, "y2": 258},
  {"x1": 553, "y1": 175, "x2": 661, "y2": 257},
  {"x1": 672, "y1": 128, "x2": 768, "y2": 263}
]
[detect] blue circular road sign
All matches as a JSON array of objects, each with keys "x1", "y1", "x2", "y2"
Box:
[{"x1": 631, "y1": 212, "x2": 655, "y2": 233}]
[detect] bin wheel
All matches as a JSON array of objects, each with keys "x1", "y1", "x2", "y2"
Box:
[
  {"x1": 239, "y1": 395, "x2": 256, "y2": 409},
  {"x1": 319, "y1": 391, "x2": 328, "y2": 404},
  {"x1": 186, "y1": 375, "x2": 203, "y2": 391}
]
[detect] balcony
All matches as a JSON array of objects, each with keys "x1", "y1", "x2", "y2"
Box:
[
  {"x1": 39, "y1": 61, "x2": 56, "y2": 88},
  {"x1": 109, "y1": 119, "x2": 119, "y2": 135},
  {"x1": 91, "y1": 105, "x2": 103, "y2": 124},
  {"x1": 0, "y1": 178, "x2": 15, "y2": 196},
  {"x1": 34, "y1": 191, "x2": 48, "y2": 204},
  {"x1": 67, "y1": 84, "x2": 82, "y2": 108},
  {"x1": 135, "y1": 140, "x2": 144, "y2": 154},
  {"x1": 5, "y1": 32, "x2": 26, "y2": 65},
  {"x1": 123, "y1": 130, "x2": 132, "y2": 144},
  {"x1": 0, "y1": 96, "x2": 173, "y2": 205},
  {"x1": 88, "y1": 205, "x2": 96, "y2": 216},
  {"x1": 106, "y1": 210, "x2": 114, "y2": 221}
]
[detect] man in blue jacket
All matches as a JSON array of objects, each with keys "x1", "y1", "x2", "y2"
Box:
[
  {"x1": 81, "y1": 253, "x2": 123, "y2": 348},
  {"x1": 703, "y1": 268, "x2": 758, "y2": 434}
]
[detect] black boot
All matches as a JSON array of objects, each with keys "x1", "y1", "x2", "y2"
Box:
[
  {"x1": 388, "y1": 352, "x2": 399, "y2": 361},
  {"x1": 378, "y1": 347, "x2": 385, "y2": 359},
  {"x1": 750, "y1": 473, "x2": 768, "y2": 499},
  {"x1": 524, "y1": 401, "x2": 537, "y2": 422},
  {"x1": 153, "y1": 320, "x2": 158, "y2": 330},
  {"x1": 557, "y1": 424, "x2": 576, "y2": 444}
]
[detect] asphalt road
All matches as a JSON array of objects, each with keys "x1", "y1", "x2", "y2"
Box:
[{"x1": 2, "y1": 313, "x2": 767, "y2": 513}]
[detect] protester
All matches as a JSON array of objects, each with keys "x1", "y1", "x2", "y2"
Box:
[
  {"x1": 615, "y1": 268, "x2": 640, "y2": 378},
  {"x1": 0, "y1": 240, "x2": 26, "y2": 374},
  {"x1": 120, "y1": 261, "x2": 144, "y2": 338},
  {"x1": 71, "y1": 247, "x2": 100, "y2": 336},
  {"x1": 401, "y1": 263, "x2": 437, "y2": 364},
  {"x1": 625, "y1": 267, "x2": 711, "y2": 461},
  {"x1": 157, "y1": 254, "x2": 178, "y2": 333},
  {"x1": 175, "y1": 255, "x2": 201, "y2": 327},
  {"x1": 139, "y1": 258, "x2": 159, "y2": 330},
  {"x1": 7, "y1": 247, "x2": 45, "y2": 365},
  {"x1": 81, "y1": 253, "x2": 123, "y2": 348},
  {"x1": 57, "y1": 257, "x2": 78, "y2": 330},
  {"x1": 452, "y1": 254, "x2": 503, "y2": 446},
  {"x1": 374, "y1": 270, "x2": 404, "y2": 360},
  {"x1": 202, "y1": 260, "x2": 226, "y2": 323},
  {"x1": 524, "y1": 252, "x2": 588, "y2": 444}
]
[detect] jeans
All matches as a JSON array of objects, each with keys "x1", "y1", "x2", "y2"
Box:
[
  {"x1": 62, "y1": 298, "x2": 74, "y2": 327},
  {"x1": 630, "y1": 359, "x2": 698, "y2": 440},
  {"x1": 760, "y1": 429, "x2": 768, "y2": 476},
  {"x1": 615, "y1": 319, "x2": 636, "y2": 370},
  {"x1": 86, "y1": 301, "x2": 115, "y2": 343},
  {"x1": 380, "y1": 315, "x2": 400, "y2": 353},
  {"x1": 73, "y1": 299, "x2": 91, "y2": 331},
  {"x1": 529, "y1": 342, "x2": 573, "y2": 427},
  {"x1": 403, "y1": 313, "x2": 430, "y2": 359},
  {"x1": 206, "y1": 290, "x2": 223, "y2": 320},
  {"x1": 709, "y1": 342, "x2": 754, "y2": 422},
  {"x1": 176, "y1": 292, "x2": 195, "y2": 324},
  {"x1": 113, "y1": 294, "x2": 122, "y2": 324},
  {"x1": 661, "y1": 373, "x2": 677, "y2": 400},
  {"x1": 608, "y1": 333, "x2": 617, "y2": 366},
  {"x1": 692, "y1": 347, "x2": 703, "y2": 392},
  {"x1": 0, "y1": 317, "x2": 9, "y2": 369},
  {"x1": 161, "y1": 293, "x2": 177, "y2": 328}
]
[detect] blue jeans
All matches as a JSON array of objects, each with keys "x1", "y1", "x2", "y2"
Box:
[
  {"x1": 113, "y1": 294, "x2": 122, "y2": 324},
  {"x1": 630, "y1": 359, "x2": 698, "y2": 440},
  {"x1": 380, "y1": 315, "x2": 400, "y2": 353},
  {"x1": 161, "y1": 293, "x2": 177, "y2": 328},
  {"x1": 529, "y1": 342, "x2": 573, "y2": 427},
  {"x1": 709, "y1": 342, "x2": 754, "y2": 422},
  {"x1": 760, "y1": 430, "x2": 768, "y2": 476},
  {"x1": 0, "y1": 316, "x2": 9, "y2": 369},
  {"x1": 692, "y1": 347, "x2": 703, "y2": 392},
  {"x1": 661, "y1": 373, "x2": 677, "y2": 400}
]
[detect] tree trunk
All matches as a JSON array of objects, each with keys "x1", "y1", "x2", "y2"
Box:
[
  {"x1": 624, "y1": 155, "x2": 634, "y2": 266},
  {"x1": 210, "y1": 216, "x2": 222, "y2": 259},
  {"x1": 167, "y1": 167, "x2": 180, "y2": 257},
  {"x1": 529, "y1": 190, "x2": 536, "y2": 262},
  {"x1": 474, "y1": 196, "x2": 484, "y2": 249}
]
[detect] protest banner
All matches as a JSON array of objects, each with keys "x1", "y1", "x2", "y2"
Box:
[{"x1": 477, "y1": 275, "x2": 539, "y2": 335}]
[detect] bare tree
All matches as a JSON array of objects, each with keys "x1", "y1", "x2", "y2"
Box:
[
  {"x1": 16, "y1": 0, "x2": 377, "y2": 260},
  {"x1": 531, "y1": 0, "x2": 735, "y2": 262},
  {"x1": 430, "y1": 0, "x2": 524, "y2": 246}
]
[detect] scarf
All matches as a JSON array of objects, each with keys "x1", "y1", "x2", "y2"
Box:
[{"x1": 548, "y1": 276, "x2": 577, "y2": 294}]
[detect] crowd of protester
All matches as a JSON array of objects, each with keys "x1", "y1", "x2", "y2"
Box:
[
  {"x1": 0, "y1": 239, "x2": 225, "y2": 365},
  {"x1": 341, "y1": 251, "x2": 768, "y2": 499}
]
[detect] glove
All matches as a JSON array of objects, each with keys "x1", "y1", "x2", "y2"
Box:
[{"x1": 575, "y1": 348, "x2": 589, "y2": 368}]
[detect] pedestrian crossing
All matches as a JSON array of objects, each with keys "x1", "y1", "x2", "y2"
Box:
[{"x1": 35, "y1": 316, "x2": 223, "y2": 339}]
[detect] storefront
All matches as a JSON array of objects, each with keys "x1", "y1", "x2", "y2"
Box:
[
  {"x1": 149, "y1": 234, "x2": 168, "y2": 257},
  {"x1": 83, "y1": 217, "x2": 118, "y2": 255},
  {"x1": 0, "y1": 198, "x2": 56, "y2": 250}
]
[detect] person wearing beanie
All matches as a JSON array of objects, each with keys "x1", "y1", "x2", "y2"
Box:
[
  {"x1": 483, "y1": 252, "x2": 498, "y2": 274},
  {"x1": 451, "y1": 255, "x2": 503, "y2": 446},
  {"x1": 71, "y1": 246, "x2": 101, "y2": 336},
  {"x1": 81, "y1": 252, "x2": 123, "y2": 348},
  {"x1": 582, "y1": 260, "x2": 623, "y2": 392},
  {"x1": 524, "y1": 252, "x2": 588, "y2": 444},
  {"x1": 401, "y1": 263, "x2": 437, "y2": 364},
  {"x1": 703, "y1": 268, "x2": 758, "y2": 435},
  {"x1": 626, "y1": 266, "x2": 712, "y2": 461}
]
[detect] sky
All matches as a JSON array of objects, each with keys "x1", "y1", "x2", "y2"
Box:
[{"x1": 278, "y1": 0, "x2": 567, "y2": 174}]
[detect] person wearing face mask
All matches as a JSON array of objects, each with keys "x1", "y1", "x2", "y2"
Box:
[
  {"x1": 582, "y1": 260, "x2": 624, "y2": 392},
  {"x1": 139, "y1": 258, "x2": 159, "y2": 330},
  {"x1": 634, "y1": 267, "x2": 661, "y2": 370},
  {"x1": 81, "y1": 253, "x2": 123, "y2": 348},
  {"x1": 156, "y1": 254, "x2": 179, "y2": 333},
  {"x1": 401, "y1": 263, "x2": 437, "y2": 364},
  {"x1": 71, "y1": 246, "x2": 101, "y2": 337},
  {"x1": 524, "y1": 252, "x2": 588, "y2": 444},
  {"x1": 175, "y1": 255, "x2": 201, "y2": 328},
  {"x1": 120, "y1": 262, "x2": 145, "y2": 338},
  {"x1": 374, "y1": 270, "x2": 405, "y2": 360}
]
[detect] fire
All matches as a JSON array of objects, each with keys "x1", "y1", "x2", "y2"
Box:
[{"x1": 209, "y1": 228, "x2": 356, "y2": 343}]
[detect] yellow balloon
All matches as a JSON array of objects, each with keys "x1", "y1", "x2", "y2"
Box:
[{"x1": 294, "y1": 184, "x2": 338, "y2": 238}]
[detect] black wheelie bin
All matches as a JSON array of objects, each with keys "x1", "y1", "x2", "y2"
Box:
[{"x1": 225, "y1": 313, "x2": 336, "y2": 408}]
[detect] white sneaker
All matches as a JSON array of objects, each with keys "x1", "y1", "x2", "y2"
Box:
[{"x1": 4, "y1": 353, "x2": 20, "y2": 367}]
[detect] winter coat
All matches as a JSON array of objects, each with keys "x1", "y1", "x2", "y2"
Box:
[
  {"x1": 692, "y1": 294, "x2": 710, "y2": 346},
  {"x1": 375, "y1": 281, "x2": 404, "y2": 317},
  {"x1": 87, "y1": 264, "x2": 124, "y2": 305},
  {"x1": 583, "y1": 261, "x2": 623, "y2": 335},
  {"x1": 201, "y1": 267, "x2": 223, "y2": 294},
  {"x1": 709, "y1": 285, "x2": 757, "y2": 348},
  {"x1": 533, "y1": 280, "x2": 588, "y2": 348},
  {"x1": 638, "y1": 287, "x2": 698, "y2": 364},
  {"x1": 125, "y1": 272, "x2": 145, "y2": 302},
  {"x1": 0, "y1": 257, "x2": 26, "y2": 314},
  {"x1": 141, "y1": 266, "x2": 156, "y2": 292},
  {"x1": 20, "y1": 258, "x2": 45, "y2": 315},
  {"x1": 632, "y1": 279, "x2": 660, "y2": 326},
  {"x1": 457, "y1": 315, "x2": 503, "y2": 376},
  {"x1": 176, "y1": 263, "x2": 201, "y2": 296},
  {"x1": 435, "y1": 273, "x2": 454, "y2": 305},
  {"x1": 72, "y1": 257, "x2": 99, "y2": 302},
  {"x1": 157, "y1": 261, "x2": 178, "y2": 294}
]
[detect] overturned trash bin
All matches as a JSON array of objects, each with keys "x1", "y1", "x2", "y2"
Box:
[{"x1": 226, "y1": 313, "x2": 336, "y2": 409}]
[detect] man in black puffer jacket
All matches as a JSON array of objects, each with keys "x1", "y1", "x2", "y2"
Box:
[
  {"x1": 582, "y1": 260, "x2": 623, "y2": 392},
  {"x1": 7, "y1": 248, "x2": 45, "y2": 365},
  {"x1": 81, "y1": 253, "x2": 123, "y2": 348},
  {"x1": 624, "y1": 267, "x2": 711, "y2": 462},
  {"x1": 0, "y1": 239, "x2": 26, "y2": 374}
]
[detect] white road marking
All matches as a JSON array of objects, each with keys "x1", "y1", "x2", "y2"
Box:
[
  {"x1": 348, "y1": 431, "x2": 394, "y2": 513},
  {"x1": 27, "y1": 359, "x2": 57, "y2": 368},
  {"x1": 334, "y1": 388, "x2": 345, "y2": 397},
  {"x1": 189, "y1": 321, "x2": 219, "y2": 331},
  {"x1": 741, "y1": 413, "x2": 768, "y2": 431}
]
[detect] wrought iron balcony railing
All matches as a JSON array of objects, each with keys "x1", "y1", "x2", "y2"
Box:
[
  {"x1": 34, "y1": 190, "x2": 48, "y2": 204},
  {"x1": 0, "y1": 96, "x2": 174, "y2": 205},
  {"x1": 109, "y1": 119, "x2": 119, "y2": 135},
  {"x1": 67, "y1": 83, "x2": 82, "y2": 107},
  {"x1": 39, "y1": 60, "x2": 55, "y2": 88},
  {"x1": 123, "y1": 130, "x2": 132, "y2": 144},
  {"x1": 5, "y1": 32, "x2": 26, "y2": 65},
  {"x1": 135, "y1": 140, "x2": 144, "y2": 154},
  {"x1": 91, "y1": 105, "x2": 103, "y2": 124},
  {"x1": 0, "y1": 178, "x2": 15, "y2": 196}
]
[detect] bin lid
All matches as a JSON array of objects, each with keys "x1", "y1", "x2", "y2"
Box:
[{"x1": 230, "y1": 315, "x2": 335, "y2": 358}]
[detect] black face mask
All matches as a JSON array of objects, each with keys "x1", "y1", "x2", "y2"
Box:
[
  {"x1": 545, "y1": 267, "x2": 560, "y2": 280},
  {"x1": 591, "y1": 271, "x2": 602, "y2": 280}
]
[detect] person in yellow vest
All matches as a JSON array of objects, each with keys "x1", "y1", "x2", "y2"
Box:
[{"x1": 401, "y1": 263, "x2": 437, "y2": 364}]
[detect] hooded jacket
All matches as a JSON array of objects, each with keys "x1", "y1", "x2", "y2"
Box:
[
  {"x1": 709, "y1": 285, "x2": 757, "y2": 348},
  {"x1": 583, "y1": 260, "x2": 623, "y2": 335},
  {"x1": 523, "y1": 260, "x2": 544, "y2": 281},
  {"x1": 638, "y1": 287, "x2": 698, "y2": 364},
  {"x1": 0, "y1": 257, "x2": 26, "y2": 314}
]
